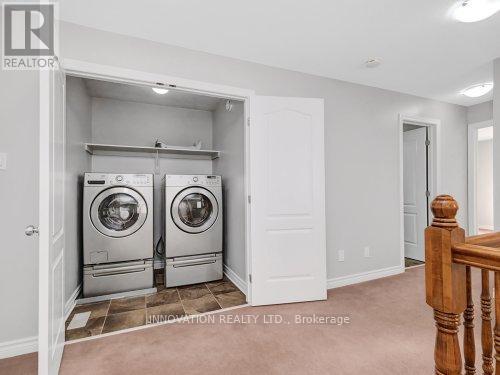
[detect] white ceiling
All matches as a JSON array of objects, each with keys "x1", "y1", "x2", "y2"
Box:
[
  {"x1": 61, "y1": 0, "x2": 500, "y2": 107},
  {"x1": 84, "y1": 79, "x2": 225, "y2": 111}
]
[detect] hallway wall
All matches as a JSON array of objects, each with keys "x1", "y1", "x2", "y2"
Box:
[
  {"x1": 467, "y1": 100, "x2": 493, "y2": 124},
  {"x1": 0, "y1": 20, "x2": 470, "y2": 355},
  {"x1": 59, "y1": 21, "x2": 468, "y2": 281}
]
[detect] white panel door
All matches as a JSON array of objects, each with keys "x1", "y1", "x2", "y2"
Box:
[
  {"x1": 403, "y1": 127, "x2": 427, "y2": 262},
  {"x1": 250, "y1": 96, "x2": 326, "y2": 305},
  {"x1": 39, "y1": 61, "x2": 66, "y2": 374}
]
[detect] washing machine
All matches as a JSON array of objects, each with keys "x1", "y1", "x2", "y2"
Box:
[
  {"x1": 83, "y1": 173, "x2": 154, "y2": 297},
  {"x1": 163, "y1": 175, "x2": 223, "y2": 287}
]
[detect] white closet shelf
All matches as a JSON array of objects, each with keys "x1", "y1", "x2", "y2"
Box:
[{"x1": 85, "y1": 143, "x2": 220, "y2": 160}]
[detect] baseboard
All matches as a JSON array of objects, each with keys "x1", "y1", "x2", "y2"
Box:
[
  {"x1": 0, "y1": 285, "x2": 81, "y2": 360},
  {"x1": 64, "y1": 284, "x2": 82, "y2": 321},
  {"x1": 223, "y1": 264, "x2": 248, "y2": 296},
  {"x1": 327, "y1": 265, "x2": 404, "y2": 289},
  {"x1": 478, "y1": 225, "x2": 494, "y2": 231},
  {"x1": 0, "y1": 336, "x2": 37, "y2": 359}
]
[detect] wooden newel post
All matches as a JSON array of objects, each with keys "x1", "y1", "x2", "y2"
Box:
[{"x1": 425, "y1": 195, "x2": 467, "y2": 375}]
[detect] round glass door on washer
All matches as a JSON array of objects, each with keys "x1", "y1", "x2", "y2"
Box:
[
  {"x1": 164, "y1": 175, "x2": 223, "y2": 287},
  {"x1": 91, "y1": 187, "x2": 148, "y2": 238},
  {"x1": 172, "y1": 187, "x2": 219, "y2": 234}
]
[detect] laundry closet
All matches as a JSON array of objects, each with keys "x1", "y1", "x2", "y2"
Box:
[
  {"x1": 64, "y1": 75, "x2": 248, "y2": 336},
  {"x1": 37, "y1": 59, "x2": 326, "y2": 352}
]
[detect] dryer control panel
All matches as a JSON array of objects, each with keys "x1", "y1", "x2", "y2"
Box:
[
  {"x1": 164, "y1": 174, "x2": 221, "y2": 187},
  {"x1": 84, "y1": 173, "x2": 153, "y2": 187}
]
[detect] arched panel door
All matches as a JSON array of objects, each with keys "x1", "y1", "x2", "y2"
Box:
[{"x1": 250, "y1": 96, "x2": 326, "y2": 306}]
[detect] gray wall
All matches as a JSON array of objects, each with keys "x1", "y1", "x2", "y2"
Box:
[
  {"x1": 477, "y1": 139, "x2": 493, "y2": 229},
  {"x1": 212, "y1": 101, "x2": 246, "y2": 280},
  {"x1": 60, "y1": 22, "x2": 469, "y2": 279},
  {"x1": 467, "y1": 101, "x2": 493, "y2": 124},
  {"x1": 65, "y1": 77, "x2": 92, "y2": 302},
  {"x1": 0, "y1": 68, "x2": 39, "y2": 345},
  {"x1": 0, "y1": 20, "x2": 472, "y2": 349},
  {"x1": 91, "y1": 98, "x2": 213, "y2": 149},
  {"x1": 90, "y1": 97, "x2": 214, "y2": 251}
]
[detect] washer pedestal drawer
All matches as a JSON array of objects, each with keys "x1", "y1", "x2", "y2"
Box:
[
  {"x1": 165, "y1": 253, "x2": 222, "y2": 288},
  {"x1": 83, "y1": 259, "x2": 153, "y2": 297}
]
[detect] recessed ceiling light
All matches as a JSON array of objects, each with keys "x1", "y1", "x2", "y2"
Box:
[
  {"x1": 452, "y1": 0, "x2": 500, "y2": 22},
  {"x1": 152, "y1": 87, "x2": 169, "y2": 95},
  {"x1": 365, "y1": 58, "x2": 381, "y2": 68},
  {"x1": 460, "y1": 82, "x2": 493, "y2": 97}
]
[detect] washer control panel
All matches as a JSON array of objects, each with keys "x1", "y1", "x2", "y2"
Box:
[
  {"x1": 165, "y1": 175, "x2": 221, "y2": 187},
  {"x1": 85, "y1": 173, "x2": 153, "y2": 187}
]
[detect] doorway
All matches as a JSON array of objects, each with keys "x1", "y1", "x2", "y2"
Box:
[
  {"x1": 468, "y1": 121, "x2": 494, "y2": 236},
  {"x1": 403, "y1": 124, "x2": 429, "y2": 264},
  {"x1": 63, "y1": 76, "x2": 249, "y2": 341},
  {"x1": 399, "y1": 115, "x2": 440, "y2": 268}
]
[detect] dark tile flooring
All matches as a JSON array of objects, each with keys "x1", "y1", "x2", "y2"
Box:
[
  {"x1": 65, "y1": 270, "x2": 247, "y2": 341},
  {"x1": 405, "y1": 257, "x2": 425, "y2": 268}
]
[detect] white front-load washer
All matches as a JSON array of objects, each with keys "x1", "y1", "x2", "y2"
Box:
[
  {"x1": 163, "y1": 175, "x2": 223, "y2": 287},
  {"x1": 83, "y1": 173, "x2": 154, "y2": 297}
]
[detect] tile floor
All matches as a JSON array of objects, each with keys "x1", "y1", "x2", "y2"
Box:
[
  {"x1": 404, "y1": 257, "x2": 425, "y2": 268},
  {"x1": 65, "y1": 270, "x2": 247, "y2": 341}
]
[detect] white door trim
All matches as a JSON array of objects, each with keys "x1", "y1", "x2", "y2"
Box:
[
  {"x1": 399, "y1": 114, "x2": 441, "y2": 267},
  {"x1": 62, "y1": 59, "x2": 253, "y2": 100},
  {"x1": 468, "y1": 120, "x2": 494, "y2": 236},
  {"x1": 43, "y1": 58, "x2": 255, "y2": 305},
  {"x1": 39, "y1": 66, "x2": 51, "y2": 375}
]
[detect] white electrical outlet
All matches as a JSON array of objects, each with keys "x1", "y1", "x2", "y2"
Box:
[
  {"x1": 338, "y1": 250, "x2": 345, "y2": 262},
  {"x1": 364, "y1": 246, "x2": 371, "y2": 258},
  {"x1": 0, "y1": 153, "x2": 6, "y2": 170}
]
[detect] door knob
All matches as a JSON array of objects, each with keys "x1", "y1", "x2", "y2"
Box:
[{"x1": 25, "y1": 225, "x2": 39, "y2": 236}]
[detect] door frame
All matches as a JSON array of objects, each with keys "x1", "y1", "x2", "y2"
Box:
[
  {"x1": 40, "y1": 58, "x2": 256, "y2": 306},
  {"x1": 398, "y1": 114, "x2": 441, "y2": 267},
  {"x1": 467, "y1": 120, "x2": 494, "y2": 236}
]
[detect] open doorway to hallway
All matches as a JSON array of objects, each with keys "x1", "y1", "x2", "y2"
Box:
[
  {"x1": 468, "y1": 122, "x2": 494, "y2": 236},
  {"x1": 403, "y1": 123, "x2": 430, "y2": 267}
]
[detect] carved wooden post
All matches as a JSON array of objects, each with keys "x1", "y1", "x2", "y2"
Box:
[
  {"x1": 494, "y1": 272, "x2": 500, "y2": 372},
  {"x1": 463, "y1": 266, "x2": 475, "y2": 374},
  {"x1": 425, "y1": 195, "x2": 467, "y2": 375},
  {"x1": 481, "y1": 270, "x2": 494, "y2": 375}
]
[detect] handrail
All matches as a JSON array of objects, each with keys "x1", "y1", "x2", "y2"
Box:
[
  {"x1": 425, "y1": 194, "x2": 498, "y2": 375},
  {"x1": 466, "y1": 232, "x2": 500, "y2": 247},
  {"x1": 452, "y1": 243, "x2": 500, "y2": 271}
]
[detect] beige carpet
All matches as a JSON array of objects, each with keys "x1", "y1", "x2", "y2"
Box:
[{"x1": 3, "y1": 266, "x2": 480, "y2": 374}]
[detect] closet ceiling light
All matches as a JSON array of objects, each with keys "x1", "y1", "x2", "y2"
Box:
[
  {"x1": 152, "y1": 87, "x2": 169, "y2": 95},
  {"x1": 452, "y1": 0, "x2": 500, "y2": 22},
  {"x1": 460, "y1": 82, "x2": 493, "y2": 97}
]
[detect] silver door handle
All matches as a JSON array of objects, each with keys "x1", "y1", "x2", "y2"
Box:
[{"x1": 25, "y1": 225, "x2": 39, "y2": 236}]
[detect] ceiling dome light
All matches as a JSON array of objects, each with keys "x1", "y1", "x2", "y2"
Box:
[
  {"x1": 452, "y1": 0, "x2": 500, "y2": 22},
  {"x1": 152, "y1": 87, "x2": 169, "y2": 95},
  {"x1": 460, "y1": 82, "x2": 493, "y2": 97}
]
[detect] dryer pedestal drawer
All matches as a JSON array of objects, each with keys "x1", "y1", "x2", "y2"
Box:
[
  {"x1": 84, "y1": 260, "x2": 153, "y2": 297},
  {"x1": 165, "y1": 253, "x2": 222, "y2": 287}
]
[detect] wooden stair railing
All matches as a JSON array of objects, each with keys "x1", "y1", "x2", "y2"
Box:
[{"x1": 425, "y1": 195, "x2": 500, "y2": 375}]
